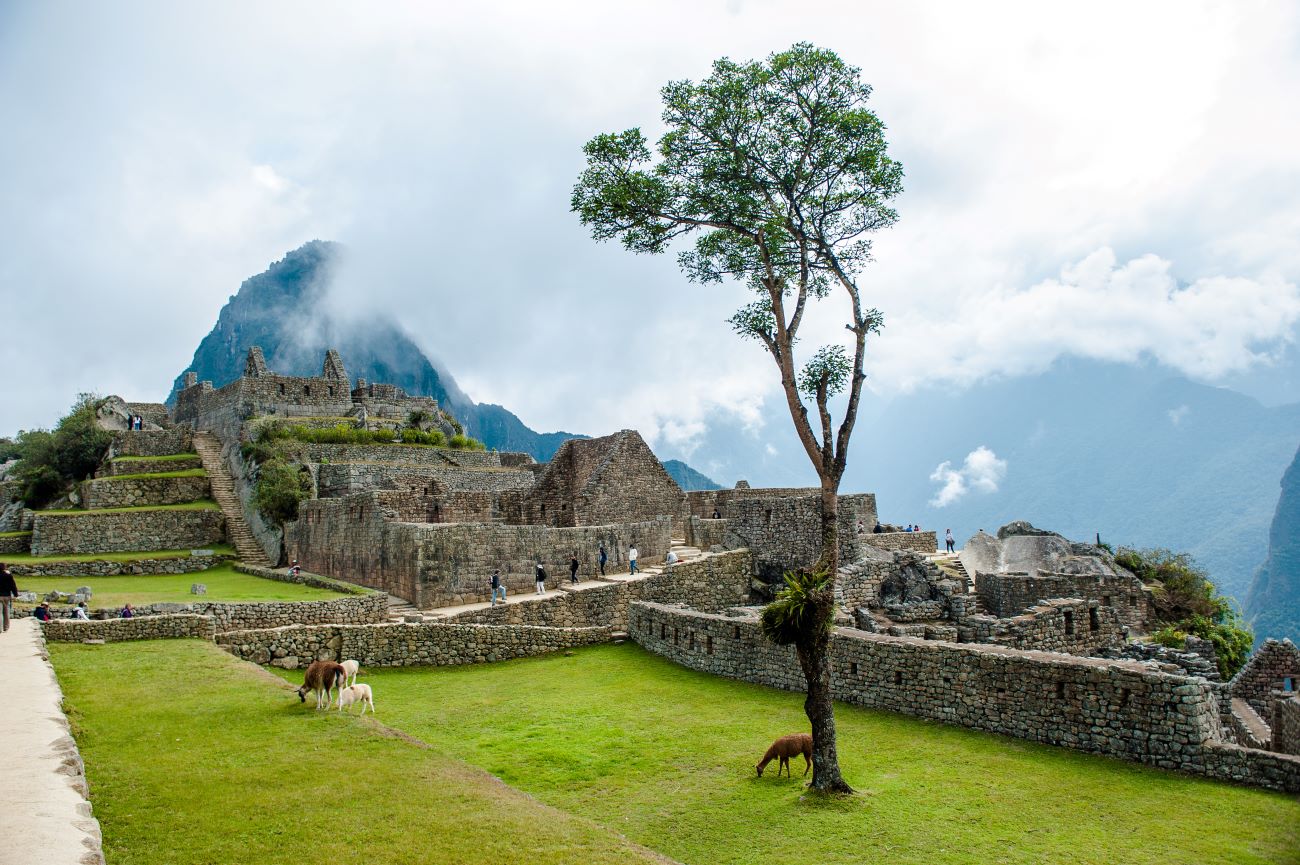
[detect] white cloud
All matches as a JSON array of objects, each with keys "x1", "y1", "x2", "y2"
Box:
[
  {"x1": 1167, "y1": 404, "x2": 1190, "y2": 426},
  {"x1": 867, "y1": 248, "x2": 1300, "y2": 394},
  {"x1": 929, "y1": 446, "x2": 1008, "y2": 507}
]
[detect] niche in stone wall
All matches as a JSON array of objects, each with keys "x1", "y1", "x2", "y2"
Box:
[
  {"x1": 1064, "y1": 610, "x2": 1075, "y2": 636},
  {"x1": 1089, "y1": 608, "x2": 1100, "y2": 632}
]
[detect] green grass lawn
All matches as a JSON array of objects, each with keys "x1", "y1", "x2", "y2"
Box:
[
  {"x1": 16, "y1": 563, "x2": 349, "y2": 607},
  {"x1": 109, "y1": 453, "x2": 199, "y2": 463},
  {"x1": 321, "y1": 643, "x2": 1298, "y2": 865},
  {"x1": 50, "y1": 640, "x2": 670, "y2": 865},
  {"x1": 0, "y1": 530, "x2": 32, "y2": 538},
  {"x1": 38, "y1": 500, "x2": 221, "y2": 515},
  {"x1": 94, "y1": 467, "x2": 207, "y2": 481},
  {"x1": 1, "y1": 544, "x2": 234, "y2": 564}
]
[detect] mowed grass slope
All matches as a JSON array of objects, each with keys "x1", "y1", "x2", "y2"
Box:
[
  {"x1": 51, "y1": 640, "x2": 670, "y2": 865},
  {"x1": 17, "y1": 563, "x2": 348, "y2": 608},
  {"x1": 349, "y1": 644, "x2": 1299, "y2": 865}
]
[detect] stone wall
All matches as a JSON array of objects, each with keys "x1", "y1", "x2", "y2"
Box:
[
  {"x1": 216, "y1": 621, "x2": 614, "y2": 669},
  {"x1": 975, "y1": 570, "x2": 1151, "y2": 627},
  {"x1": 684, "y1": 517, "x2": 728, "y2": 550},
  {"x1": 958, "y1": 599, "x2": 1125, "y2": 655},
  {"x1": 861, "y1": 531, "x2": 938, "y2": 554},
  {"x1": 315, "y1": 463, "x2": 535, "y2": 499},
  {"x1": 628, "y1": 602, "x2": 1300, "y2": 793},
  {"x1": 1273, "y1": 696, "x2": 1300, "y2": 756},
  {"x1": 31, "y1": 509, "x2": 226, "y2": 556},
  {"x1": 286, "y1": 488, "x2": 672, "y2": 607},
  {"x1": 1228, "y1": 639, "x2": 1300, "y2": 715},
  {"x1": 720, "y1": 492, "x2": 878, "y2": 582},
  {"x1": 108, "y1": 428, "x2": 193, "y2": 458},
  {"x1": 301, "y1": 443, "x2": 462, "y2": 467},
  {"x1": 100, "y1": 455, "x2": 203, "y2": 477},
  {"x1": 0, "y1": 532, "x2": 31, "y2": 554},
  {"x1": 440, "y1": 549, "x2": 753, "y2": 630},
  {"x1": 9, "y1": 553, "x2": 224, "y2": 578},
  {"x1": 80, "y1": 474, "x2": 211, "y2": 509},
  {"x1": 43, "y1": 613, "x2": 216, "y2": 643}
]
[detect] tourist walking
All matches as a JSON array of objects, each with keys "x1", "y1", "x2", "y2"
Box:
[
  {"x1": 568, "y1": 553, "x2": 579, "y2": 584},
  {"x1": 628, "y1": 544, "x2": 639, "y2": 575},
  {"x1": 0, "y1": 563, "x2": 16, "y2": 633},
  {"x1": 490, "y1": 569, "x2": 506, "y2": 606},
  {"x1": 598, "y1": 543, "x2": 607, "y2": 577},
  {"x1": 535, "y1": 561, "x2": 548, "y2": 595},
  {"x1": 945, "y1": 528, "x2": 955, "y2": 553}
]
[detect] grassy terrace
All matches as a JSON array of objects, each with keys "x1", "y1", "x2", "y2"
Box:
[
  {"x1": 17, "y1": 563, "x2": 348, "y2": 606},
  {"x1": 1, "y1": 544, "x2": 234, "y2": 564},
  {"x1": 0, "y1": 530, "x2": 32, "y2": 538},
  {"x1": 38, "y1": 500, "x2": 221, "y2": 515},
  {"x1": 94, "y1": 467, "x2": 207, "y2": 481},
  {"x1": 108, "y1": 453, "x2": 200, "y2": 463},
  {"x1": 50, "y1": 641, "x2": 1298, "y2": 865}
]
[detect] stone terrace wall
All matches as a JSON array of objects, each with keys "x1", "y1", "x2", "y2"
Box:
[
  {"x1": 975, "y1": 570, "x2": 1151, "y2": 627},
  {"x1": 301, "y1": 443, "x2": 462, "y2": 467},
  {"x1": 9, "y1": 553, "x2": 224, "y2": 578},
  {"x1": 43, "y1": 613, "x2": 216, "y2": 643},
  {"x1": 100, "y1": 455, "x2": 203, "y2": 477},
  {"x1": 628, "y1": 603, "x2": 1300, "y2": 792},
  {"x1": 315, "y1": 463, "x2": 534, "y2": 499},
  {"x1": 958, "y1": 599, "x2": 1125, "y2": 655},
  {"x1": 0, "y1": 532, "x2": 31, "y2": 554},
  {"x1": 723, "y1": 492, "x2": 878, "y2": 582},
  {"x1": 286, "y1": 488, "x2": 672, "y2": 607},
  {"x1": 31, "y1": 509, "x2": 225, "y2": 556},
  {"x1": 441, "y1": 549, "x2": 753, "y2": 630},
  {"x1": 1274, "y1": 696, "x2": 1300, "y2": 756},
  {"x1": 217, "y1": 621, "x2": 614, "y2": 668},
  {"x1": 862, "y1": 531, "x2": 938, "y2": 554},
  {"x1": 80, "y1": 474, "x2": 211, "y2": 510},
  {"x1": 109, "y1": 428, "x2": 192, "y2": 458}
]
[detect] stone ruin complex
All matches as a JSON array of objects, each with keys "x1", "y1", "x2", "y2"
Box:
[{"x1": 11, "y1": 346, "x2": 1299, "y2": 793}]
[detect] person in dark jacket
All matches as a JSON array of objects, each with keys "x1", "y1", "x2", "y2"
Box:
[
  {"x1": 568, "y1": 553, "x2": 579, "y2": 584},
  {"x1": 0, "y1": 563, "x2": 17, "y2": 633},
  {"x1": 598, "y1": 543, "x2": 608, "y2": 577},
  {"x1": 490, "y1": 570, "x2": 506, "y2": 606},
  {"x1": 535, "y1": 561, "x2": 548, "y2": 595},
  {"x1": 34, "y1": 602, "x2": 52, "y2": 622}
]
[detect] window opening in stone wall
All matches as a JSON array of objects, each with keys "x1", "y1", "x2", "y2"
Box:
[
  {"x1": 328, "y1": 386, "x2": 334, "y2": 397},
  {"x1": 996, "y1": 688, "x2": 1006, "y2": 697},
  {"x1": 1119, "y1": 688, "x2": 1131, "y2": 706},
  {"x1": 893, "y1": 670, "x2": 903, "y2": 685},
  {"x1": 1129, "y1": 595, "x2": 1137, "y2": 607},
  {"x1": 661, "y1": 624, "x2": 667, "y2": 639},
  {"x1": 706, "y1": 635, "x2": 714, "y2": 654},
  {"x1": 850, "y1": 662, "x2": 858, "y2": 676},
  {"x1": 304, "y1": 385, "x2": 310, "y2": 396},
  {"x1": 1285, "y1": 677, "x2": 1295, "y2": 692},
  {"x1": 1056, "y1": 682, "x2": 1066, "y2": 699},
  {"x1": 1089, "y1": 608, "x2": 1100, "y2": 632},
  {"x1": 674, "y1": 628, "x2": 679, "y2": 645},
  {"x1": 279, "y1": 383, "x2": 286, "y2": 395},
  {"x1": 733, "y1": 625, "x2": 741, "y2": 639},
  {"x1": 689, "y1": 631, "x2": 696, "y2": 650},
  {"x1": 1063, "y1": 610, "x2": 1074, "y2": 636},
  {"x1": 765, "y1": 509, "x2": 773, "y2": 525},
  {"x1": 1102, "y1": 595, "x2": 1112, "y2": 607}
]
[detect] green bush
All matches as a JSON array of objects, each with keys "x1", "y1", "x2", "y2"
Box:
[
  {"x1": 12, "y1": 394, "x2": 115, "y2": 507},
  {"x1": 252, "y1": 418, "x2": 478, "y2": 449},
  {"x1": 252, "y1": 460, "x2": 313, "y2": 525},
  {"x1": 449, "y1": 433, "x2": 485, "y2": 451}
]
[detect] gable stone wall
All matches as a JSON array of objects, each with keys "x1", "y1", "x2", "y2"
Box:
[{"x1": 976, "y1": 570, "x2": 1151, "y2": 628}]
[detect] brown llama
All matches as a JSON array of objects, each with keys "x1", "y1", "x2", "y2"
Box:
[
  {"x1": 297, "y1": 660, "x2": 346, "y2": 710},
  {"x1": 756, "y1": 733, "x2": 813, "y2": 778}
]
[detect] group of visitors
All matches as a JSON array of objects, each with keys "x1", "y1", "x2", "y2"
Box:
[
  {"x1": 489, "y1": 541, "x2": 643, "y2": 604},
  {"x1": 0, "y1": 564, "x2": 141, "y2": 629},
  {"x1": 126, "y1": 413, "x2": 145, "y2": 430}
]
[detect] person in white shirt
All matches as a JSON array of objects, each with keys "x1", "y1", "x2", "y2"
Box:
[{"x1": 628, "y1": 545, "x2": 639, "y2": 575}]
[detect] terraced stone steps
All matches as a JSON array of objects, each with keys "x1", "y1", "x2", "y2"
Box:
[{"x1": 193, "y1": 432, "x2": 273, "y2": 568}]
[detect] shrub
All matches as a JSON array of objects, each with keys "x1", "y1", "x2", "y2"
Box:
[
  {"x1": 407, "y1": 409, "x2": 432, "y2": 428},
  {"x1": 449, "y1": 433, "x2": 485, "y2": 451},
  {"x1": 12, "y1": 394, "x2": 115, "y2": 506},
  {"x1": 253, "y1": 460, "x2": 313, "y2": 525}
]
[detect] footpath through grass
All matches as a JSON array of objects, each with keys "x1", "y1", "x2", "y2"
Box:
[
  {"x1": 50, "y1": 640, "x2": 669, "y2": 865},
  {"x1": 17, "y1": 563, "x2": 348, "y2": 607},
  {"x1": 351, "y1": 643, "x2": 1299, "y2": 865}
]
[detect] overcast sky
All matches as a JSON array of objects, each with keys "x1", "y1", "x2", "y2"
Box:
[{"x1": 3, "y1": 0, "x2": 1299, "y2": 452}]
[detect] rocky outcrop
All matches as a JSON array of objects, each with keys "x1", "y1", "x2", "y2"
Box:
[
  {"x1": 1247, "y1": 444, "x2": 1300, "y2": 645},
  {"x1": 960, "y1": 521, "x2": 1125, "y2": 580}
]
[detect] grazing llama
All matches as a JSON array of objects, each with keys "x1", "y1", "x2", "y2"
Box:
[
  {"x1": 337, "y1": 683, "x2": 375, "y2": 715},
  {"x1": 297, "y1": 660, "x2": 346, "y2": 710},
  {"x1": 340, "y1": 659, "x2": 361, "y2": 688},
  {"x1": 756, "y1": 733, "x2": 813, "y2": 778}
]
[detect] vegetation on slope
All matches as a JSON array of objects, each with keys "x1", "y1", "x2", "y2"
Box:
[
  {"x1": 1114, "y1": 547, "x2": 1254, "y2": 678},
  {"x1": 8, "y1": 393, "x2": 114, "y2": 506}
]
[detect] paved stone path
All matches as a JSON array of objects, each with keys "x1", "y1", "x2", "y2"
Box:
[{"x1": 0, "y1": 618, "x2": 103, "y2": 865}]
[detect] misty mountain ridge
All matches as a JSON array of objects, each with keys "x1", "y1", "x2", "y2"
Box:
[{"x1": 1247, "y1": 444, "x2": 1300, "y2": 645}]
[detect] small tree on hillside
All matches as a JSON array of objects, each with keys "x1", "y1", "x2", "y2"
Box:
[{"x1": 573, "y1": 43, "x2": 902, "y2": 792}]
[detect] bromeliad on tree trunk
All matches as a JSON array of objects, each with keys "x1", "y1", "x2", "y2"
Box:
[{"x1": 573, "y1": 42, "x2": 902, "y2": 792}]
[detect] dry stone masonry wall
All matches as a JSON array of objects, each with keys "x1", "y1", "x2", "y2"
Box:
[
  {"x1": 976, "y1": 570, "x2": 1150, "y2": 626},
  {"x1": 861, "y1": 531, "x2": 938, "y2": 554},
  {"x1": 9, "y1": 553, "x2": 225, "y2": 578},
  {"x1": 31, "y1": 509, "x2": 226, "y2": 556},
  {"x1": 43, "y1": 613, "x2": 216, "y2": 643},
  {"x1": 108, "y1": 428, "x2": 193, "y2": 458},
  {"x1": 80, "y1": 474, "x2": 211, "y2": 509},
  {"x1": 100, "y1": 455, "x2": 203, "y2": 477}
]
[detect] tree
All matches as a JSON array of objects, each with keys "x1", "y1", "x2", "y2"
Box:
[{"x1": 573, "y1": 43, "x2": 901, "y2": 792}]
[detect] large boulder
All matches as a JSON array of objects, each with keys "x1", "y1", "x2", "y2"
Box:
[{"x1": 961, "y1": 521, "x2": 1123, "y2": 579}]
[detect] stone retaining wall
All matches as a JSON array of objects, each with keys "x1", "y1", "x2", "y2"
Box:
[
  {"x1": 861, "y1": 531, "x2": 938, "y2": 554},
  {"x1": 43, "y1": 614, "x2": 216, "y2": 642},
  {"x1": 100, "y1": 455, "x2": 203, "y2": 477},
  {"x1": 721, "y1": 492, "x2": 878, "y2": 582},
  {"x1": 684, "y1": 517, "x2": 728, "y2": 550},
  {"x1": 31, "y1": 509, "x2": 225, "y2": 556},
  {"x1": 315, "y1": 462, "x2": 535, "y2": 498},
  {"x1": 216, "y1": 621, "x2": 614, "y2": 668},
  {"x1": 9, "y1": 553, "x2": 224, "y2": 578},
  {"x1": 957, "y1": 599, "x2": 1125, "y2": 655},
  {"x1": 441, "y1": 549, "x2": 753, "y2": 630},
  {"x1": 0, "y1": 532, "x2": 31, "y2": 554},
  {"x1": 302, "y1": 443, "x2": 468, "y2": 468},
  {"x1": 628, "y1": 602, "x2": 1300, "y2": 793},
  {"x1": 109, "y1": 428, "x2": 193, "y2": 458},
  {"x1": 975, "y1": 570, "x2": 1150, "y2": 627},
  {"x1": 1227, "y1": 639, "x2": 1300, "y2": 715},
  {"x1": 80, "y1": 474, "x2": 211, "y2": 509},
  {"x1": 1274, "y1": 696, "x2": 1300, "y2": 756}
]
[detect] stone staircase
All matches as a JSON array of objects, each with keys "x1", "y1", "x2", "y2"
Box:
[{"x1": 193, "y1": 431, "x2": 272, "y2": 567}]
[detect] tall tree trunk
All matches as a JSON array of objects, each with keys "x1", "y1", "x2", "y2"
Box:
[
  {"x1": 818, "y1": 475, "x2": 840, "y2": 575},
  {"x1": 795, "y1": 612, "x2": 852, "y2": 793}
]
